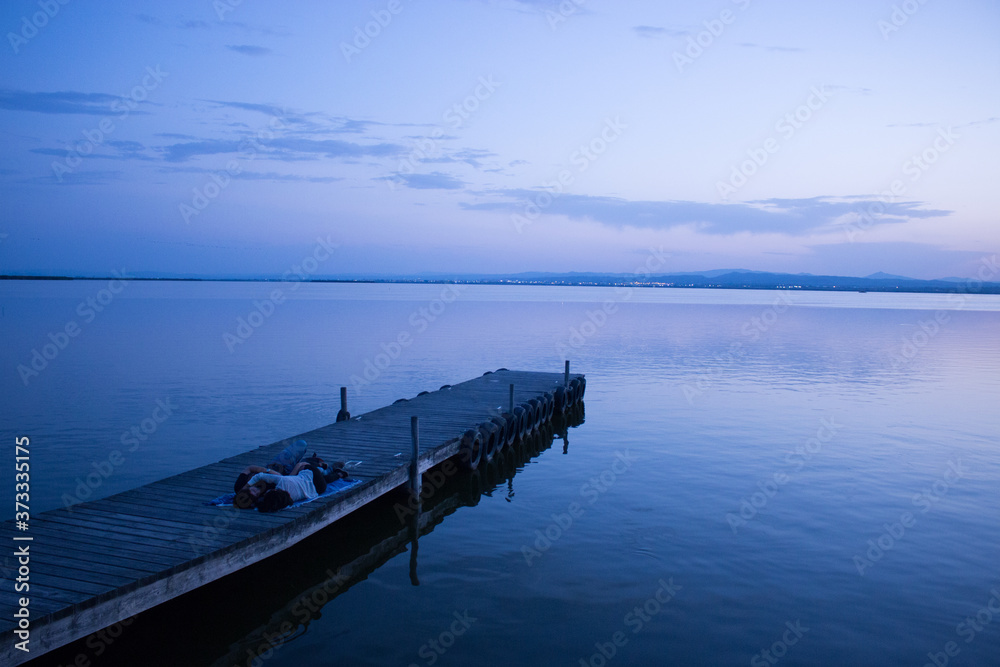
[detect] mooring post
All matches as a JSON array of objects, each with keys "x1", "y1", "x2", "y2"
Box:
[
  {"x1": 337, "y1": 386, "x2": 350, "y2": 422},
  {"x1": 564, "y1": 360, "x2": 570, "y2": 387},
  {"x1": 509, "y1": 383, "x2": 515, "y2": 413},
  {"x1": 409, "y1": 415, "x2": 420, "y2": 498}
]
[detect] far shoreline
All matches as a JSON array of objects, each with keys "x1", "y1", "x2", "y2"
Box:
[{"x1": 2, "y1": 274, "x2": 999, "y2": 296}]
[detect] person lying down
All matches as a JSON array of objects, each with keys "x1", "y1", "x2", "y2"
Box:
[
  {"x1": 232, "y1": 438, "x2": 350, "y2": 512},
  {"x1": 233, "y1": 461, "x2": 326, "y2": 512}
]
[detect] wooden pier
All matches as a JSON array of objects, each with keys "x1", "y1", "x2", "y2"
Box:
[{"x1": 0, "y1": 369, "x2": 586, "y2": 665}]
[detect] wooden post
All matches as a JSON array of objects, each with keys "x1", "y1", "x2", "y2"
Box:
[
  {"x1": 564, "y1": 360, "x2": 570, "y2": 387},
  {"x1": 409, "y1": 416, "x2": 420, "y2": 498},
  {"x1": 509, "y1": 383, "x2": 514, "y2": 413},
  {"x1": 336, "y1": 387, "x2": 350, "y2": 422}
]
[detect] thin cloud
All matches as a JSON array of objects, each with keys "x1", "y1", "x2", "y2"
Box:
[
  {"x1": 155, "y1": 132, "x2": 200, "y2": 140},
  {"x1": 203, "y1": 100, "x2": 291, "y2": 117},
  {"x1": 962, "y1": 116, "x2": 1000, "y2": 128},
  {"x1": 890, "y1": 116, "x2": 1000, "y2": 129},
  {"x1": 162, "y1": 17, "x2": 287, "y2": 36},
  {"x1": 107, "y1": 140, "x2": 148, "y2": 154},
  {"x1": 418, "y1": 148, "x2": 497, "y2": 169},
  {"x1": 161, "y1": 137, "x2": 405, "y2": 162},
  {"x1": 202, "y1": 100, "x2": 387, "y2": 136},
  {"x1": 478, "y1": 0, "x2": 593, "y2": 19},
  {"x1": 633, "y1": 25, "x2": 689, "y2": 39},
  {"x1": 134, "y1": 14, "x2": 166, "y2": 26},
  {"x1": 180, "y1": 19, "x2": 212, "y2": 29},
  {"x1": 225, "y1": 44, "x2": 272, "y2": 56},
  {"x1": 461, "y1": 192, "x2": 950, "y2": 235},
  {"x1": 337, "y1": 118, "x2": 382, "y2": 133},
  {"x1": 163, "y1": 166, "x2": 342, "y2": 183},
  {"x1": 230, "y1": 171, "x2": 342, "y2": 183},
  {"x1": 27, "y1": 170, "x2": 123, "y2": 185},
  {"x1": 751, "y1": 196, "x2": 949, "y2": 224},
  {"x1": 30, "y1": 148, "x2": 76, "y2": 156},
  {"x1": 160, "y1": 140, "x2": 243, "y2": 161},
  {"x1": 384, "y1": 172, "x2": 466, "y2": 190},
  {"x1": 29, "y1": 143, "x2": 157, "y2": 162},
  {"x1": 0, "y1": 90, "x2": 146, "y2": 115}
]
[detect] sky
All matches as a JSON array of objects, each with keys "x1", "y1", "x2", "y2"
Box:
[{"x1": 0, "y1": 0, "x2": 997, "y2": 280}]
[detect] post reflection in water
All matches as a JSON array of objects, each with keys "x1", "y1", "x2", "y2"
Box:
[{"x1": 408, "y1": 491, "x2": 420, "y2": 587}]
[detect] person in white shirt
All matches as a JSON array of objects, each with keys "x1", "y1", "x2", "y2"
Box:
[{"x1": 234, "y1": 461, "x2": 327, "y2": 510}]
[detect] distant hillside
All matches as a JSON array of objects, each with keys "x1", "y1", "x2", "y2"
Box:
[
  {"x1": 865, "y1": 271, "x2": 914, "y2": 281},
  {"x1": 4, "y1": 269, "x2": 999, "y2": 294},
  {"x1": 414, "y1": 270, "x2": 1000, "y2": 294}
]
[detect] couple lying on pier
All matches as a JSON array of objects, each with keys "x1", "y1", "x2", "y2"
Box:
[{"x1": 233, "y1": 438, "x2": 349, "y2": 512}]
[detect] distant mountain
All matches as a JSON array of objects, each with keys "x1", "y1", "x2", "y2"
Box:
[
  {"x1": 865, "y1": 271, "x2": 914, "y2": 281},
  {"x1": 432, "y1": 269, "x2": 1000, "y2": 294},
  {"x1": 668, "y1": 268, "x2": 776, "y2": 278},
  {"x1": 399, "y1": 268, "x2": 777, "y2": 281},
  {"x1": 633, "y1": 271, "x2": 993, "y2": 293},
  {"x1": 5, "y1": 268, "x2": 999, "y2": 294}
]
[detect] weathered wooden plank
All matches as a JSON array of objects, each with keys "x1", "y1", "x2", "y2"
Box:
[
  {"x1": 0, "y1": 519, "x2": 191, "y2": 559},
  {"x1": 16, "y1": 547, "x2": 158, "y2": 582},
  {"x1": 65, "y1": 506, "x2": 268, "y2": 539},
  {"x1": 21, "y1": 561, "x2": 135, "y2": 590},
  {"x1": 36, "y1": 511, "x2": 203, "y2": 544},
  {"x1": 18, "y1": 572, "x2": 113, "y2": 599},
  {"x1": 96, "y1": 489, "x2": 292, "y2": 523},
  {"x1": 0, "y1": 525, "x2": 185, "y2": 570},
  {"x1": 30, "y1": 516, "x2": 200, "y2": 556},
  {"x1": 0, "y1": 581, "x2": 89, "y2": 611}
]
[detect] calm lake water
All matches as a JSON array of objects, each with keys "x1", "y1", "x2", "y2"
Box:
[{"x1": 3, "y1": 281, "x2": 1000, "y2": 666}]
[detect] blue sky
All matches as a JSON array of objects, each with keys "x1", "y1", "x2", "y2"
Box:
[{"x1": 0, "y1": 0, "x2": 997, "y2": 279}]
